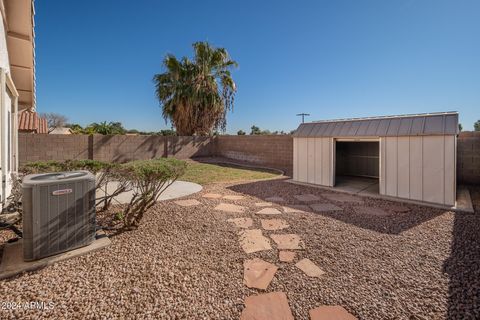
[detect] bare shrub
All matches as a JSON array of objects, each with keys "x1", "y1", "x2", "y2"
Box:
[{"x1": 119, "y1": 158, "x2": 187, "y2": 229}]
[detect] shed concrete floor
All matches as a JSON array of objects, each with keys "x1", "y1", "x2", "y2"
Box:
[{"x1": 334, "y1": 176, "x2": 379, "y2": 195}]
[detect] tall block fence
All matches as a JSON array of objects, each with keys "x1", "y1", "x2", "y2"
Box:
[
  {"x1": 19, "y1": 132, "x2": 479, "y2": 184},
  {"x1": 18, "y1": 134, "x2": 214, "y2": 164},
  {"x1": 457, "y1": 131, "x2": 480, "y2": 184}
]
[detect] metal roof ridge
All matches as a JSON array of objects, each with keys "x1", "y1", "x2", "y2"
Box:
[{"x1": 308, "y1": 111, "x2": 458, "y2": 124}]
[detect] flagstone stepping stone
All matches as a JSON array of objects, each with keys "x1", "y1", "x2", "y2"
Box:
[
  {"x1": 309, "y1": 306, "x2": 357, "y2": 320},
  {"x1": 261, "y1": 219, "x2": 289, "y2": 231},
  {"x1": 227, "y1": 217, "x2": 253, "y2": 229},
  {"x1": 174, "y1": 199, "x2": 201, "y2": 207},
  {"x1": 283, "y1": 205, "x2": 310, "y2": 213},
  {"x1": 294, "y1": 194, "x2": 320, "y2": 202},
  {"x1": 310, "y1": 203, "x2": 343, "y2": 212},
  {"x1": 264, "y1": 196, "x2": 286, "y2": 203},
  {"x1": 202, "y1": 193, "x2": 223, "y2": 199},
  {"x1": 240, "y1": 229, "x2": 272, "y2": 253},
  {"x1": 323, "y1": 193, "x2": 364, "y2": 204},
  {"x1": 240, "y1": 292, "x2": 294, "y2": 320},
  {"x1": 243, "y1": 258, "x2": 278, "y2": 290},
  {"x1": 215, "y1": 203, "x2": 246, "y2": 213},
  {"x1": 256, "y1": 207, "x2": 282, "y2": 215},
  {"x1": 255, "y1": 202, "x2": 272, "y2": 207},
  {"x1": 279, "y1": 251, "x2": 296, "y2": 262},
  {"x1": 270, "y1": 234, "x2": 304, "y2": 250},
  {"x1": 223, "y1": 195, "x2": 245, "y2": 200},
  {"x1": 354, "y1": 206, "x2": 389, "y2": 216},
  {"x1": 295, "y1": 258, "x2": 325, "y2": 278}
]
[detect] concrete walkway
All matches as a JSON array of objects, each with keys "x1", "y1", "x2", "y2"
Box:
[{"x1": 96, "y1": 180, "x2": 203, "y2": 205}]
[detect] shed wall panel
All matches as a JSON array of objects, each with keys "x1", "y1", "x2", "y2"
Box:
[
  {"x1": 409, "y1": 137, "x2": 423, "y2": 201},
  {"x1": 444, "y1": 135, "x2": 456, "y2": 206},
  {"x1": 422, "y1": 136, "x2": 445, "y2": 204},
  {"x1": 294, "y1": 134, "x2": 456, "y2": 207},
  {"x1": 307, "y1": 138, "x2": 316, "y2": 184},
  {"x1": 385, "y1": 137, "x2": 398, "y2": 196},
  {"x1": 293, "y1": 138, "x2": 298, "y2": 180},
  {"x1": 321, "y1": 138, "x2": 332, "y2": 186},
  {"x1": 397, "y1": 137, "x2": 410, "y2": 199},
  {"x1": 314, "y1": 138, "x2": 323, "y2": 184},
  {"x1": 293, "y1": 137, "x2": 333, "y2": 187},
  {"x1": 297, "y1": 139, "x2": 308, "y2": 182},
  {"x1": 379, "y1": 138, "x2": 386, "y2": 194}
]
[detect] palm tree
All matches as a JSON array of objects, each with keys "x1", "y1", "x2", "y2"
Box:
[
  {"x1": 90, "y1": 121, "x2": 113, "y2": 135},
  {"x1": 153, "y1": 42, "x2": 238, "y2": 136}
]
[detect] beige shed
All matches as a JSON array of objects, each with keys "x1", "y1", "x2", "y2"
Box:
[{"x1": 293, "y1": 112, "x2": 459, "y2": 207}]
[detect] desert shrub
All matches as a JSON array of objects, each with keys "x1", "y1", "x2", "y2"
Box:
[
  {"x1": 4, "y1": 173, "x2": 22, "y2": 215},
  {"x1": 61, "y1": 159, "x2": 111, "y2": 173},
  {"x1": 57, "y1": 160, "x2": 129, "y2": 210},
  {"x1": 20, "y1": 160, "x2": 64, "y2": 175},
  {"x1": 119, "y1": 158, "x2": 187, "y2": 228}
]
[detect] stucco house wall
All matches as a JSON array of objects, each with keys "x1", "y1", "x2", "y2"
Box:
[{"x1": 0, "y1": 16, "x2": 10, "y2": 72}]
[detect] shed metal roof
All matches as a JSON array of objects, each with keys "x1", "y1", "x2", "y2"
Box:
[{"x1": 293, "y1": 112, "x2": 459, "y2": 137}]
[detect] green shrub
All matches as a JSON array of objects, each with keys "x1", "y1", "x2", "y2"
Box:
[
  {"x1": 19, "y1": 158, "x2": 187, "y2": 228},
  {"x1": 120, "y1": 158, "x2": 187, "y2": 228},
  {"x1": 21, "y1": 159, "x2": 115, "y2": 174},
  {"x1": 20, "y1": 160, "x2": 64, "y2": 175},
  {"x1": 61, "y1": 159, "x2": 115, "y2": 173},
  {"x1": 20, "y1": 159, "x2": 127, "y2": 211}
]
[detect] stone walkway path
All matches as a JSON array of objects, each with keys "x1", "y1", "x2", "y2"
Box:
[{"x1": 175, "y1": 192, "x2": 358, "y2": 319}]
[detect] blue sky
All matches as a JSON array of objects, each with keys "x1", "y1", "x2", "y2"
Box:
[{"x1": 35, "y1": 0, "x2": 479, "y2": 132}]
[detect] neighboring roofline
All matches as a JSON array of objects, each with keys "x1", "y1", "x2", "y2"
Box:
[{"x1": 309, "y1": 111, "x2": 458, "y2": 124}]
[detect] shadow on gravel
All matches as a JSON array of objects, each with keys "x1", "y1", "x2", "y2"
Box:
[
  {"x1": 228, "y1": 178, "x2": 446, "y2": 235},
  {"x1": 443, "y1": 185, "x2": 480, "y2": 319}
]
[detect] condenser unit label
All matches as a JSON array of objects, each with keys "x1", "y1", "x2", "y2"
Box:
[{"x1": 52, "y1": 189, "x2": 73, "y2": 196}]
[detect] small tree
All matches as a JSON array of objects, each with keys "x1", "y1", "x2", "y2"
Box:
[
  {"x1": 110, "y1": 122, "x2": 127, "y2": 135},
  {"x1": 159, "y1": 129, "x2": 176, "y2": 136},
  {"x1": 41, "y1": 112, "x2": 68, "y2": 131},
  {"x1": 458, "y1": 124, "x2": 463, "y2": 132},
  {"x1": 250, "y1": 125, "x2": 261, "y2": 135},
  {"x1": 237, "y1": 130, "x2": 246, "y2": 135},
  {"x1": 474, "y1": 120, "x2": 480, "y2": 131},
  {"x1": 120, "y1": 159, "x2": 186, "y2": 229},
  {"x1": 250, "y1": 125, "x2": 272, "y2": 135},
  {"x1": 66, "y1": 123, "x2": 84, "y2": 134},
  {"x1": 84, "y1": 121, "x2": 126, "y2": 135}
]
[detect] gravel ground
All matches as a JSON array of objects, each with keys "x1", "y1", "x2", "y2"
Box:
[{"x1": 0, "y1": 177, "x2": 478, "y2": 319}]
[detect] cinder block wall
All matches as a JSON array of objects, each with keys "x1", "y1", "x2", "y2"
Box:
[
  {"x1": 18, "y1": 132, "x2": 480, "y2": 184},
  {"x1": 18, "y1": 134, "x2": 215, "y2": 165},
  {"x1": 215, "y1": 135, "x2": 293, "y2": 173},
  {"x1": 457, "y1": 131, "x2": 480, "y2": 184},
  {"x1": 19, "y1": 134, "x2": 90, "y2": 163}
]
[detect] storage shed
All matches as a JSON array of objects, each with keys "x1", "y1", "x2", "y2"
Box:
[{"x1": 293, "y1": 112, "x2": 459, "y2": 207}]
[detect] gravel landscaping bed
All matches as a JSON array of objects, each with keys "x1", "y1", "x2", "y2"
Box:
[{"x1": 0, "y1": 178, "x2": 478, "y2": 319}]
